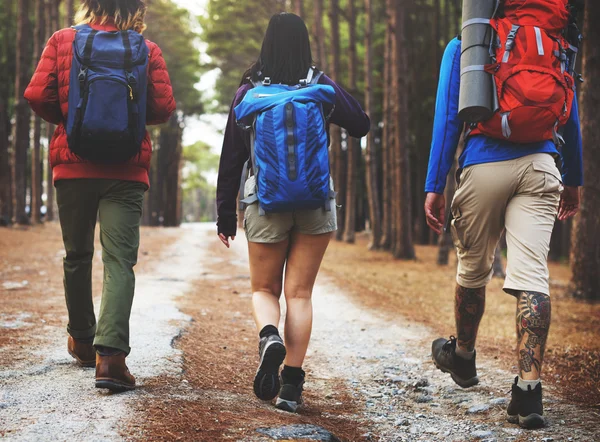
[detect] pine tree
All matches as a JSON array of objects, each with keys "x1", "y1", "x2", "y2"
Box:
[
  {"x1": 329, "y1": 0, "x2": 345, "y2": 241},
  {"x1": 0, "y1": 3, "x2": 14, "y2": 225},
  {"x1": 344, "y1": 0, "x2": 359, "y2": 244},
  {"x1": 364, "y1": 0, "x2": 381, "y2": 249},
  {"x1": 31, "y1": 0, "x2": 46, "y2": 224},
  {"x1": 571, "y1": 0, "x2": 600, "y2": 299},
  {"x1": 390, "y1": 0, "x2": 415, "y2": 259},
  {"x1": 13, "y1": 0, "x2": 32, "y2": 225}
]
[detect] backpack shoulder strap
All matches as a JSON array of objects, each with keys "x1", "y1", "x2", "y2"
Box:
[
  {"x1": 309, "y1": 67, "x2": 324, "y2": 85},
  {"x1": 299, "y1": 67, "x2": 323, "y2": 87}
]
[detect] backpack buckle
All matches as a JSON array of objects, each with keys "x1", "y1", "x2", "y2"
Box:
[
  {"x1": 126, "y1": 71, "x2": 137, "y2": 85},
  {"x1": 299, "y1": 79, "x2": 308, "y2": 87},
  {"x1": 262, "y1": 77, "x2": 272, "y2": 86},
  {"x1": 78, "y1": 68, "x2": 87, "y2": 84}
]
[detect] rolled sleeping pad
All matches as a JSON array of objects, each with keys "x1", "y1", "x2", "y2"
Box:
[{"x1": 458, "y1": 0, "x2": 497, "y2": 123}]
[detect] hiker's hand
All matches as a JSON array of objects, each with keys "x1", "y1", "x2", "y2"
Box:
[
  {"x1": 425, "y1": 192, "x2": 445, "y2": 235},
  {"x1": 558, "y1": 186, "x2": 580, "y2": 221},
  {"x1": 218, "y1": 233, "x2": 235, "y2": 248}
]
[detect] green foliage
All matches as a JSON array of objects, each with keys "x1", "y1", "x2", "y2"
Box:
[
  {"x1": 182, "y1": 140, "x2": 219, "y2": 189},
  {"x1": 145, "y1": 0, "x2": 203, "y2": 116},
  {"x1": 181, "y1": 140, "x2": 219, "y2": 222},
  {"x1": 199, "y1": 0, "x2": 385, "y2": 111},
  {"x1": 200, "y1": 0, "x2": 288, "y2": 111},
  {"x1": 1, "y1": 0, "x2": 18, "y2": 110}
]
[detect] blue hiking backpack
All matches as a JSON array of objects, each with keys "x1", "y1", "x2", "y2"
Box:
[
  {"x1": 66, "y1": 25, "x2": 149, "y2": 163},
  {"x1": 234, "y1": 68, "x2": 336, "y2": 214}
]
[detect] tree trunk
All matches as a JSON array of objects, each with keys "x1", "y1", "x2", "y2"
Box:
[
  {"x1": 0, "y1": 97, "x2": 11, "y2": 226},
  {"x1": 379, "y1": 10, "x2": 393, "y2": 250},
  {"x1": 163, "y1": 114, "x2": 183, "y2": 227},
  {"x1": 0, "y1": 3, "x2": 13, "y2": 225},
  {"x1": 343, "y1": 0, "x2": 358, "y2": 244},
  {"x1": 391, "y1": 0, "x2": 415, "y2": 259},
  {"x1": 31, "y1": 0, "x2": 46, "y2": 224},
  {"x1": 13, "y1": 0, "x2": 32, "y2": 225},
  {"x1": 570, "y1": 0, "x2": 600, "y2": 300},
  {"x1": 64, "y1": 0, "x2": 74, "y2": 27},
  {"x1": 364, "y1": 0, "x2": 381, "y2": 249},
  {"x1": 313, "y1": 0, "x2": 328, "y2": 73},
  {"x1": 333, "y1": 127, "x2": 346, "y2": 241},
  {"x1": 329, "y1": 0, "x2": 345, "y2": 241},
  {"x1": 49, "y1": 0, "x2": 60, "y2": 36},
  {"x1": 152, "y1": 129, "x2": 166, "y2": 226},
  {"x1": 437, "y1": 163, "x2": 456, "y2": 265},
  {"x1": 292, "y1": 0, "x2": 303, "y2": 17},
  {"x1": 492, "y1": 243, "x2": 506, "y2": 278},
  {"x1": 44, "y1": 0, "x2": 61, "y2": 223}
]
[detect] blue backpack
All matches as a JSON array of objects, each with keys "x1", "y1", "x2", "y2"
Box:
[
  {"x1": 66, "y1": 25, "x2": 149, "y2": 163},
  {"x1": 235, "y1": 68, "x2": 336, "y2": 214}
]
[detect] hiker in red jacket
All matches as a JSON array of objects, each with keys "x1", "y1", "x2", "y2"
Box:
[{"x1": 25, "y1": 0, "x2": 175, "y2": 392}]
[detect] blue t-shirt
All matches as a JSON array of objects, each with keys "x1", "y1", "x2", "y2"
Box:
[{"x1": 425, "y1": 38, "x2": 583, "y2": 194}]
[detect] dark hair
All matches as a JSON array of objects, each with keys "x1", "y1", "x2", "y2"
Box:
[{"x1": 242, "y1": 13, "x2": 314, "y2": 86}]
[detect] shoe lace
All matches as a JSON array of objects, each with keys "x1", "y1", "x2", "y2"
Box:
[{"x1": 442, "y1": 336, "x2": 457, "y2": 353}]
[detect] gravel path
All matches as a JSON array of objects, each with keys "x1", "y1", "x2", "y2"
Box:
[
  {"x1": 1, "y1": 224, "x2": 597, "y2": 441},
  {"x1": 305, "y1": 274, "x2": 599, "y2": 441},
  {"x1": 0, "y1": 224, "x2": 206, "y2": 441},
  {"x1": 225, "y1": 230, "x2": 599, "y2": 442}
]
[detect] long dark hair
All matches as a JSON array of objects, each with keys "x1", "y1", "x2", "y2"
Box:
[{"x1": 242, "y1": 13, "x2": 314, "y2": 86}]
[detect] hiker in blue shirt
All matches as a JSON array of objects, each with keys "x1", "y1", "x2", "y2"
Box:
[{"x1": 425, "y1": 37, "x2": 582, "y2": 428}]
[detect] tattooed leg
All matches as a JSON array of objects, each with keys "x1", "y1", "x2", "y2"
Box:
[
  {"x1": 455, "y1": 285, "x2": 486, "y2": 352},
  {"x1": 516, "y1": 291, "x2": 551, "y2": 380}
]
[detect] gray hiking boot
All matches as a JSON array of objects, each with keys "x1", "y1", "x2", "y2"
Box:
[
  {"x1": 276, "y1": 381, "x2": 304, "y2": 413},
  {"x1": 253, "y1": 335, "x2": 286, "y2": 400}
]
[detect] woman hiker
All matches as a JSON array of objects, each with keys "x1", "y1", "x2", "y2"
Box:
[{"x1": 216, "y1": 12, "x2": 370, "y2": 412}]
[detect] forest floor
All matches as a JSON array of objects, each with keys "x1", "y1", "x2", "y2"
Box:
[{"x1": 0, "y1": 223, "x2": 599, "y2": 442}]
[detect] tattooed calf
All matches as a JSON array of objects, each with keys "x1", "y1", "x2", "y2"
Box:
[
  {"x1": 519, "y1": 348, "x2": 541, "y2": 373},
  {"x1": 455, "y1": 285, "x2": 486, "y2": 351},
  {"x1": 517, "y1": 291, "x2": 551, "y2": 375}
]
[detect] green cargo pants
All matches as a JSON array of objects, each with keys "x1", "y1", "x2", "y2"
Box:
[{"x1": 56, "y1": 179, "x2": 146, "y2": 355}]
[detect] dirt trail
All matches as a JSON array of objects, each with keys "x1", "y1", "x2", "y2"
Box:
[
  {"x1": 1, "y1": 224, "x2": 598, "y2": 441},
  {"x1": 229, "y1": 228, "x2": 599, "y2": 441},
  {"x1": 0, "y1": 225, "x2": 206, "y2": 441}
]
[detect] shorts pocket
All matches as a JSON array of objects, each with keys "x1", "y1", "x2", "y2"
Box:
[
  {"x1": 531, "y1": 161, "x2": 564, "y2": 194},
  {"x1": 450, "y1": 208, "x2": 469, "y2": 251}
]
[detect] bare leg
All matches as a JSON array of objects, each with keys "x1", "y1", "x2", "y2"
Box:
[
  {"x1": 455, "y1": 284, "x2": 486, "y2": 353},
  {"x1": 248, "y1": 239, "x2": 289, "y2": 332},
  {"x1": 283, "y1": 231, "x2": 332, "y2": 368},
  {"x1": 516, "y1": 291, "x2": 551, "y2": 380}
]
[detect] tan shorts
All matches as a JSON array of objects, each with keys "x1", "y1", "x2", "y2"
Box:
[
  {"x1": 243, "y1": 176, "x2": 337, "y2": 243},
  {"x1": 451, "y1": 153, "x2": 563, "y2": 296}
]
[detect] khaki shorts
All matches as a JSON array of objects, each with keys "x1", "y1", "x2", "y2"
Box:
[
  {"x1": 243, "y1": 176, "x2": 337, "y2": 243},
  {"x1": 451, "y1": 153, "x2": 563, "y2": 296}
]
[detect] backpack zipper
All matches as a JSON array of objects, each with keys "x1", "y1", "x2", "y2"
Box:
[{"x1": 255, "y1": 93, "x2": 287, "y2": 98}]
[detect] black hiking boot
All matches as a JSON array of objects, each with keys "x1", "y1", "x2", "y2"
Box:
[
  {"x1": 431, "y1": 336, "x2": 479, "y2": 388},
  {"x1": 276, "y1": 381, "x2": 304, "y2": 413},
  {"x1": 507, "y1": 377, "x2": 545, "y2": 429},
  {"x1": 253, "y1": 335, "x2": 286, "y2": 401}
]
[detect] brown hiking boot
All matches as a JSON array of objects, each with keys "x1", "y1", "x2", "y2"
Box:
[
  {"x1": 67, "y1": 336, "x2": 96, "y2": 367},
  {"x1": 95, "y1": 352, "x2": 136, "y2": 392}
]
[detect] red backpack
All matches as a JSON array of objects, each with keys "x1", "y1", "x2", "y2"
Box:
[{"x1": 470, "y1": 0, "x2": 575, "y2": 144}]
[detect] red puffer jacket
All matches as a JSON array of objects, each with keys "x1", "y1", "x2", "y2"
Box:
[{"x1": 24, "y1": 20, "x2": 176, "y2": 187}]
